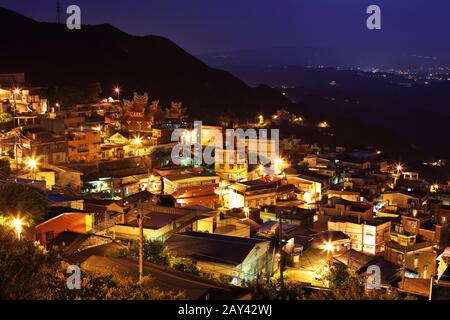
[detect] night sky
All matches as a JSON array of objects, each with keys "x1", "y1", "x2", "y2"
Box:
[{"x1": 2, "y1": 0, "x2": 450, "y2": 61}]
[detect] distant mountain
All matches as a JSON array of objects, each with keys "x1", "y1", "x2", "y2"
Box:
[{"x1": 0, "y1": 7, "x2": 291, "y2": 120}]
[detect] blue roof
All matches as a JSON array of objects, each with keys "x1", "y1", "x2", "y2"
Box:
[{"x1": 47, "y1": 191, "x2": 81, "y2": 203}]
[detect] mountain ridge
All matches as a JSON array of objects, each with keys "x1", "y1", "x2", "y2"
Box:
[{"x1": 0, "y1": 6, "x2": 291, "y2": 120}]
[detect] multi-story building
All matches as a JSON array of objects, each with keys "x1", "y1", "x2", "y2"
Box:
[
  {"x1": 227, "y1": 180, "x2": 277, "y2": 209},
  {"x1": 384, "y1": 225, "x2": 436, "y2": 279},
  {"x1": 328, "y1": 217, "x2": 391, "y2": 255},
  {"x1": 215, "y1": 148, "x2": 248, "y2": 182},
  {"x1": 19, "y1": 130, "x2": 68, "y2": 164},
  {"x1": 68, "y1": 126, "x2": 102, "y2": 163}
]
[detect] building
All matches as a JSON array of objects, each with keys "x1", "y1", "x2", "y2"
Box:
[
  {"x1": 319, "y1": 197, "x2": 374, "y2": 222},
  {"x1": 67, "y1": 126, "x2": 102, "y2": 163},
  {"x1": 163, "y1": 173, "x2": 219, "y2": 195},
  {"x1": 328, "y1": 189, "x2": 361, "y2": 202},
  {"x1": 287, "y1": 171, "x2": 331, "y2": 204},
  {"x1": 166, "y1": 231, "x2": 272, "y2": 282},
  {"x1": 18, "y1": 130, "x2": 68, "y2": 164},
  {"x1": 384, "y1": 228, "x2": 436, "y2": 279},
  {"x1": 214, "y1": 148, "x2": 248, "y2": 182},
  {"x1": 227, "y1": 180, "x2": 277, "y2": 209},
  {"x1": 327, "y1": 217, "x2": 391, "y2": 255},
  {"x1": 35, "y1": 207, "x2": 93, "y2": 245},
  {"x1": 259, "y1": 206, "x2": 315, "y2": 228},
  {"x1": 111, "y1": 205, "x2": 214, "y2": 242},
  {"x1": 381, "y1": 190, "x2": 428, "y2": 210}
]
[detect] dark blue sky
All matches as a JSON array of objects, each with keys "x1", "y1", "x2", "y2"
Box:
[{"x1": 2, "y1": 0, "x2": 450, "y2": 61}]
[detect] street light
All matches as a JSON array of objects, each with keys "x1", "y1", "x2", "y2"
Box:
[
  {"x1": 133, "y1": 136, "x2": 142, "y2": 156},
  {"x1": 114, "y1": 87, "x2": 120, "y2": 101},
  {"x1": 26, "y1": 157, "x2": 38, "y2": 180},
  {"x1": 323, "y1": 242, "x2": 334, "y2": 253},
  {"x1": 11, "y1": 217, "x2": 23, "y2": 241}
]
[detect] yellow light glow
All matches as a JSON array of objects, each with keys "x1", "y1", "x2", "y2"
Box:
[
  {"x1": 94, "y1": 125, "x2": 102, "y2": 132},
  {"x1": 114, "y1": 87, "x2": 120, "y2": 93},
  {"x1": 323, "y1": 242, "x2": 334, "y2": 252},
  {"x1": 11, "y1": 217, "x2": 23, "y2": 240},
  {"x1": 133, "y1": 136, "x2": 142, "y2": 146},
  {"x1": 26, "y1": 158, "x2": 38, "y2": 170},
  {"x1": 318, "y1": 121, "x2": 329, "y2": 128},
  {"x1": 13, "y1": 88, "x2": 21, "y2": 95}
]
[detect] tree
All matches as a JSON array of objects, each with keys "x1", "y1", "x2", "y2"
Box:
[
  {"x1": 131, "y1": 239, "x2": 172, "y2": 265},
  {"x1": 0, "y1": 113, "x2": 13, "y2": 124},
  {"x1": 0, "y1": 183, "x2": 49, "y2": 223},
  {"x1": 0, "y1": 229, "x2": 184, "y2": 300},
  {"x1": 248, "y1": 278, "x2": 306, "y2": 300},
  {"x1": 129, "y1": 239, "x2": 200, "y2": 276},
  {"x1": 309, "y1": 264, "x2": 401, "y2": 300}
]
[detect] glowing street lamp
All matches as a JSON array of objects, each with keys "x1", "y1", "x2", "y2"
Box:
[
  {"x1": 26, "y1": 157, "x2": 38, "y2": 180},
  {"x1": 133, "y1": 136, "x2": 143, "y2": 156},
  {"x1": 11, "y1": 217, "x2": 23, "y2": 240},
  {"x1": 323, "y1": 242, "x2": 334, "y2": 253},
  {"x1": 114, "y1": 87, "x2": 120, "y2": 101}
]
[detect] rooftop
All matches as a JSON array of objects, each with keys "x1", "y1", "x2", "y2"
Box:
[{"x1": 166, "y1": 231, "x2": 267, "y2": 266}]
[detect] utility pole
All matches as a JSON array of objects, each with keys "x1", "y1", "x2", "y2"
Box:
[
  {"x1": 278, "y1": 207, "x2": 284, "y2": 290},
  {"x1": 12, "y1": 90, "x2": 18, "y2": 175},
  {"x1": 138, "y1": 200, "x2": 144, "y2": 282}
]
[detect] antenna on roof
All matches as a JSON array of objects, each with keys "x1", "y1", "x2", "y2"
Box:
[{"x1": 56, "y1": 0, "x2": 61, "y2": 24}]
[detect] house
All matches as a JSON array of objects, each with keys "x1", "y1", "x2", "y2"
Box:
[
  {"x1": 166, "y1": 231, "x2": 273, "y2": 282},
  {"x1": 35, "y1": 207, "x2": 93, "y2": 245},
  {"x1": 67, "y1": 126, "x2": 102, "y2": 163},
  {"x1": 327, "y1": 189, "x2": 361, "y2": 202},
  {"x1": 163, "y1": 173, "x2": 219, "y2": 194},
  {"x1": 18, "y1": 129, "x2": 67, "y2": 164},
  {"x1": 163, "y1": 173, "x2": 220, "y2": 208},
  {"x1": 259, "y1": 205, "x2": 315, "y2": 228},
  {"x1": 318, "y1": 197, "x2": 374, "y2": 223},
  {"x1": 381, "y1": 190, "x2": 428, "y2": 210},
  {"x1": 227, "y1": 180, "x2": 277, "y2": 209},
  {"x1": 384, "y1": 229, "x2": 436, "y2": 279},
  {"x1": 111, "y1": 204, "x2": 215, "y2": 241},
  {"x1": 287, "y1": 171, "x2": 331, "y2": 203},
  {"x1": 311, "y1": 230, "x2": 351, "y2": 255},
  {"x1": 327, "y1": 217, "x2": 391, "y2": 255},
  {"x1": 214, "y1": 148, "x2": 248, "y2": 182},
  {"x1": 19, "y1": 168, "x2": 55, "y2": 190}
]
